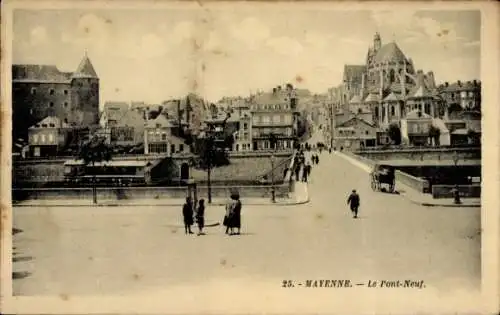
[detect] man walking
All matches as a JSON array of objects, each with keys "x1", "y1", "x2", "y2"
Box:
[{"x1": 347, "y1": 189, "x2": 360, "y2": 218}]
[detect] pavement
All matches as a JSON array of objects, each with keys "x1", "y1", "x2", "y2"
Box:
[
  {"x1": 336, "y1": 151, "x2": 481, "y2": 208},
  {"x1": 11, "y1": 147, "x2": 481, "y2": 304}
]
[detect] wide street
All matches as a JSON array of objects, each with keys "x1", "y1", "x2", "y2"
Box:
[{"x1": 12, "y1": 151, "x2": 480, "y2": 297}]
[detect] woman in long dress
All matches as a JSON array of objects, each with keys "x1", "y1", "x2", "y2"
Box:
[
  {"x1": 196, "y1": 199, "x2": 205, "y2": 235},
  {"x1": 224, "y1": 201, "x2": 234, "y2": 235},
  {"x1": 182, "y1": 197, "x2": 194, "y2": 234},
  {"x1": 231, "y1": 193, "x2": 242, "y2": 235}
]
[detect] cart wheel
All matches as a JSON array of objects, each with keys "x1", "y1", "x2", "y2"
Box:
[{"x1": 389, "y1": 181, "x2": 395, "y2": 193}]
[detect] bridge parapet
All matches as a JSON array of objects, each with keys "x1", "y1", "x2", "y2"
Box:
[{"x1": 354, "y1": 146, "x2": 480, "y2": 162}]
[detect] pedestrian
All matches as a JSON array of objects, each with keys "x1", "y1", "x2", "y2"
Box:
[
  {"x1": 223, "y1": 200, "x2": 233, "y2": 235},
  {"x1": 294, "y1": 164, "x2": 301, "y2": 181},
  {"x1": 196, "y1": 199, "x2": 205, "y2": 235},
  {"x1": 182, "y1": 197, "x2": 194, "y2": 234},
  {"x1": 347, "y1": 189, "x2": 360, "y2": 219},
  {"x1": 302, "y1": 164, "x2": 308, "y2": 182},
  {"x1": 306, "y1": 162, "x2": 312, "y2": 176},
  {"x1": 316, "y1": 155, "x2": 320, "y2": 165},
  {"x1": 230, "y1": 192, "x2": 242, "y2": 235}
]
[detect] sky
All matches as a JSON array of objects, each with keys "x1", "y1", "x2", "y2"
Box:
[{"x1": 12, "y1": 6, "x2": 480, "y2": 104}]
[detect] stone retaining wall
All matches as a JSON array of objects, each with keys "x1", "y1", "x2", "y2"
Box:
[
  {"x1": 431, "y1": 184, "x2": 481, "y2": 199},
  {"x1": 12, "y1": 184, "x2": 291, "y2": 202}
]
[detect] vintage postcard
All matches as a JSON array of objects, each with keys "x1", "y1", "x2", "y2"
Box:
[{"x1": 1, "y1": 0, "x2": 498, "y2": 314}]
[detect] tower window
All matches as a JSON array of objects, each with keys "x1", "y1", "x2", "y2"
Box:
[
  {"x1": 49, "y1": 102, "x2": 54, "y2": 107},
  {"x1": 49, "y1": 89, "x2": 55, "y2": 95}
]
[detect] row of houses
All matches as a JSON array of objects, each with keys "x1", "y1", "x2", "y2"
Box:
[{"x1": 25, "y1": 85, "x2": 301, "y2": 158}]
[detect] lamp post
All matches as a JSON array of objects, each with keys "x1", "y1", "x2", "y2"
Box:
[
  {"x1": 270, "y1": 153, "x2": 276, "y2": 203},
  {"x1": 452, "y1": 150, "x2": 462, "y2": 204}
]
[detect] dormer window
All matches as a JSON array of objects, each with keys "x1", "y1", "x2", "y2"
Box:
[
  {"x1": 41, "y1": 124, "x2": 48, "y2": 128},
  {"x1": 49, "y1": 123, "x2": 55, "y2": 127}
]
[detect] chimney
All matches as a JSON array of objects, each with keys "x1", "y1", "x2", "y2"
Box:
[
  {"x1": 273, "y1": 88, "x2": 277, "y2": 94},
  {"x1": 457, "y1": 80, "x2": 462, "y2": 87},
  {"x1": 445, "y1": 82, "x2": 449, "y2": 87}
]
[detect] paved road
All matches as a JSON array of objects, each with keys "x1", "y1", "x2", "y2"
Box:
[{"x1": 12, "y1": 151, "x2": 480, "y2": 297}]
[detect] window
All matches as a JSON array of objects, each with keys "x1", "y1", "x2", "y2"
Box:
[
  {"x1": 41, "y1": 134, "x2": 46, "y2": 143},
  {"x1": 32, "y1": 134, "x2": 39, "y2": 143},
  {"x1": 64, "y1": 102, "x2": 68, "y2": 108},
  {"x1": 365, "y1": 130, "x2": 369, "y2": 135},
  {"x1": 276, "y1": 104, "x2": 281, "y2": 110},
  {"x1": 179, "y1": 144, "x2": 184, "y2": 152},
  {"x1": 49, "y1": 123, "x2": 55, "y2": 127},
  {"x1": 170, "y1": 144, "x2": 175, "y2": 153},
  {"x1": 236, "y1": 144, "x2": 239, "y2": 151},
  {"x1": 48, "y1": 134, "x2": 54, "y2": 143},
  {"x1": 391, "y1": 106, "x2": 395, "y2": 116},
  {"x1": 41, "y1": 124, "x2": 48, "y2": 128},
  {"x1": 64, "y1": 90, "x2": 68, "y2": 95},
  {"x1": 243, "y1": 123, "x2": 248, "y2": 130},
  {"x1": 263, "y1": 115, "x2": 270, "y2": 123},
  {"x1": 49, "y1": 89, "x2": 55, "y2": 95},
  {"x1": 280, "y1": 115, "x2": 285, "y2": 123},
  {"x1": 31, "y1": 88, "x2": 37, "y2": 95},
  {"x1": 49, "y1": 102, "x2": 54, "y2": 107},
  {"x1": 161, "y1": 133, "x2": 167, "y2": 141}
]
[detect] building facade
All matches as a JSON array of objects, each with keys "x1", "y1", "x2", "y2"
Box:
[
  {"x1": 12, "y1": 53, "x2": 100, "y2": 141},
  {"x1": 144, "y1": 115, "x2": 189, "y2": 155},
  {"x1": 334, "y1": 116, "x2": 377, "y2": 151},
  {"x1": 249, "y1": 87, "x2": 296, "y2": 151},
  {"x1": 28, "y1": 116, "x2": 69, "y2": 157},
  {"x1": 338, "y1": 33, "x2": 441, "y2": 130}
]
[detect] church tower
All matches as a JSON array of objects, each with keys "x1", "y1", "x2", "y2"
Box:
[
  {"x1": 70, "y1": 51, "x2": 100, "y2": 126},
  {"x1": 373, "y1": 32, "x2": 382, "y2": 52}
]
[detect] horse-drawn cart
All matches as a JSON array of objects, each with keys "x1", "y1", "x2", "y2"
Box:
[{"x1": 370, "y1": 163, "x2": 396, "y2": 192}]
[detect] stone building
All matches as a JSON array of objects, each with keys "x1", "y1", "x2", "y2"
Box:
[
  {"x1": 339, "y1": 33, "x2": 441, "y2": 129},
  {"x1": 334, "y1": 116, "x2": 378, "y2": 151},
  {"x1": 12, "y1": 52, "x2": 100, "y2": 141},
  {"x1": 28, "y1": 116, "x2": 70, "y2": 157},
  {"x1": 249, "y1": 86, "x2": 297, "y2": 151},
  {"x1": 144, "y1": 115, "x2": 189, "y2": 155},
  {"x1": 437, "y1": 80, "x2": 481, "y2": 118}
]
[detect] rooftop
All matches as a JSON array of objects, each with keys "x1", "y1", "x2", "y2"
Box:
[{"x1": 374, "y1": 42, "x2": 408, "y2": 64}]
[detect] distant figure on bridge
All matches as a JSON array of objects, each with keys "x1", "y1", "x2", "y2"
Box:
[
  {"x1": 182, "y1": 197, "x2": 194, "y2": 234},
  {"x1": 302, "y1": 163, "x2": 311, "y2": 182},
  {"x1": 347, "y1": 190, "x2": 360, "y2": 219}
]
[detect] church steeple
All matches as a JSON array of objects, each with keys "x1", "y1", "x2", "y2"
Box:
[
  {"x1": 73, "y1": 51, "x2": 98, "y2": 78},
  {"x1": 374, "y1": 32, "x2": 381, "y2": 51}
]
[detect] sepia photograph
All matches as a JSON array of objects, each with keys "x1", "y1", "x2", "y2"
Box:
[{"x1": 1, "y1": 0, "x2": 498, "y2": 313}]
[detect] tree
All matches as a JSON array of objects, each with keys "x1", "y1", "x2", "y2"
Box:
[
  {"x1": 78, "y1": 135, "x2": 113, "y2": 204},
  {"x1": 428, "y1": 125, "x2": 441, "y2": 146},
  {"x1": 388, "y1": 123, "x2": 402, "y2": 145}
]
